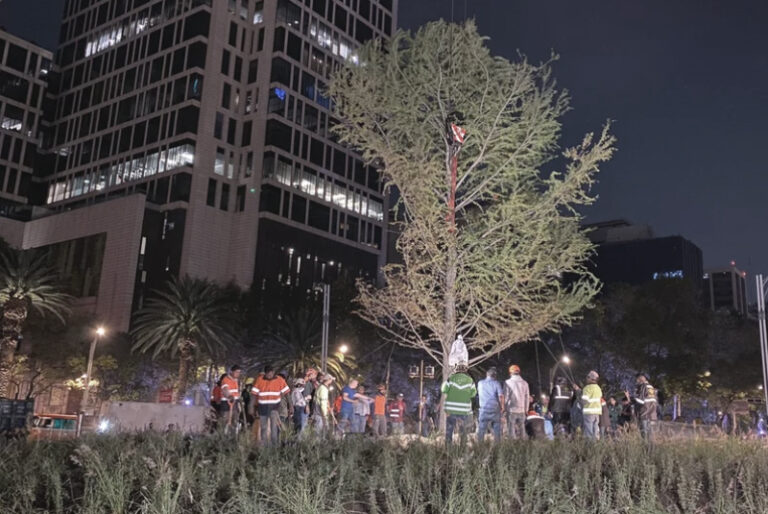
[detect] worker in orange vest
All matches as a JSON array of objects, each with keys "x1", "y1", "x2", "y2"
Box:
[
  {"x1": 372, "y1": 384, "x2": 388, "y2": 437},
  {"x1": 220, "y1": 365, "x2": 241, "y2": 431},
  {"x1": 251, "y1": 364, "x2": 290, "y2": 446}
]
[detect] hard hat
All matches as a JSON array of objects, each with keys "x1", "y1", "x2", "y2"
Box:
[
  {"x1": 294, "y1": 378, "x2": 305, "y2": 386},
  {"x1": 587, "y1": 370, "x2": 599, "y2": 381},
  {"x1": 509, "y1": 364, "x2": 521, "y2": 375},
  {"x1": 244, "y1": 377, "x2": 254, "y2": 385}
]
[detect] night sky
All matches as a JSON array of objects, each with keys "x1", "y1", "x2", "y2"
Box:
[{"x1": 2, "y1": 0, "x2": 768, "y2": 278}]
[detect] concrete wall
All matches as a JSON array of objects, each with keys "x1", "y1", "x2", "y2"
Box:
[
  {"x1": 0, "y1": 194, "x2": 146, "y2": 331},
  {"x1": 103, "y1": 401, "x2": 208, "y2": 433}
]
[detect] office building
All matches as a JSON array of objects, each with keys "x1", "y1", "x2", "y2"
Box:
[
  {"x1": 0, "y1": 30, "x2": 53, "y2": 212},
  {"x1": 587, "y1": 220, "x2": 704, "y2": 289},
  {"x1": 0, "y1": 0, "x2": 397, "y2": 331},
  {"x1": 704, "y1": 263, "x2": 748, "y2": 316}
]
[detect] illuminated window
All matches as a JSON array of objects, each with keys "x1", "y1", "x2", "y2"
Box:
[{"x1": 215, "y1": 147, "x2": 225, "y2": 175}]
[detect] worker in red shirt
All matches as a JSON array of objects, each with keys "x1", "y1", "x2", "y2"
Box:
[
  {"x1": 251, "y1": 364, "x2": 290, "y2": 445},
  {"x1": 388, "y1": 393, "x2": 406, "y2": 435}
]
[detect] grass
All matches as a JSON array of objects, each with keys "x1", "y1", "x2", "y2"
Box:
[{"x1": 1, "y1": 433, "x2": 767, "y2": 513}]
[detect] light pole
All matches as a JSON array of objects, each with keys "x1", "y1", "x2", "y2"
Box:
[
  {"x1": 78, "y1": 326, "x2": 105, "y2": 436},
  {"x1": 755, "y1": 274, "x2": 768, "y2": 411},
  {"x1": 320, "y1": 283, "x2": 330, "y2": 374}
]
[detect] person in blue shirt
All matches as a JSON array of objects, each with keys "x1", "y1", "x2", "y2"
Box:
[{"x1": 477, "y1": 367, "x2": 505, "y2": 442}]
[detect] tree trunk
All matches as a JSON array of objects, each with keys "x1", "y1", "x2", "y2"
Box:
[
  {"x1": 439, "y1": 236, "x2": 459, "y2": 432},
  {"x1": 175, "y1": 341, "x2": 194, "y2": 403},
  {"x1": 0, "y1": 298, "x2": 28, "y2": 398}
]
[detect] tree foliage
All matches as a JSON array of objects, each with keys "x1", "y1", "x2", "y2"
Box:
[
  {"x1": 131, "y1": 276, "x2": 240, "y2": 401},
  {"x1": 563, "y1": 279, "x2": 760, "y2": 404},
  {"x1": 0, "y1": 248, "x2": 72, "y2": 397},
  {"x1": 329, "y1": 21, "x2": 615, "y2": 373},
  {"x1": 258, "y1": 306, "x2": 357, "y2": 383}
]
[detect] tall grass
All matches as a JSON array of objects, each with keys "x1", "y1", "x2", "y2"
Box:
[{"x1": 1, "y1": 433, "x2": 767, "y2": 513}]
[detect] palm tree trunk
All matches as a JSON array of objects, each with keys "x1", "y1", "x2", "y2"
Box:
[
  {"x1": 0, "y1": 298, "x2": 28, "y2": 397},
  {"x1": 174, "y1": 340, "x2": 194, "y2": 403}
]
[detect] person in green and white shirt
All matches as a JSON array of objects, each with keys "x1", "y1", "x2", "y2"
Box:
[
  {"x1": 441, "y1": 363, "x2": 477, "y2": 446},
  {"x1": 581, "y1": 370, "x2": 603, "y2": 440}
]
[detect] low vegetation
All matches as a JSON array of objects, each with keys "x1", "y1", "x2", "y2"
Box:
[{"x1": 1, "y1": 434, "x2": 767, "y2": 513}]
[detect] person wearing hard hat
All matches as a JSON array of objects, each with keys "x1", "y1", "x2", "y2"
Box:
[
  {"x1": 388, "y1": 393, "x2": 407, "y2": 435},
  {"x1": 314, "y1": 373, "x2": 334, "y2": 435},
  {"x1": 549, "y1": 375, "x2": 576, "y2": 436},
  {"x1": 441, "y1": 362, "x2": 477, "y2": 446},
  {"x1": 372, "y1": 384, "x2": 388, "y2": 438},
  {"x1": 581, "y1": 370, "x2": 603, "y2": 440},
  {"x1": 626, "y1": 373, "x2": 658, "y2": 442},
  {"x1": 504, "y1": 364, "x2": 530, "y2": 439}
]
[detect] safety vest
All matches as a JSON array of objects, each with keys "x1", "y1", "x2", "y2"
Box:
[
  {"x1": 374, "y1": 394, "x2": 387, "y2": 416},
  {"x1": 251, "y1": 376, "x2": 289, "y2": 405},
  {"x1": 220, "y1": 376, "x2": 240, "y2": 400},
  {"x1": 581, "y1": 383, "x2": 603, "y2": 415},
  {"x1": 388, "y1": 400, "x2": 405, "y2": 421},
  {"x1": 441, "y1": 372, "x2": 477, "y2": 415}
]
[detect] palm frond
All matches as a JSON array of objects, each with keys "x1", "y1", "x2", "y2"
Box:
[
  {"x1": 0, "y1": 248, "x2": 72, "y2": 321},
  {"x1": 131, "y1": 276, "x2": 240, "y2": 360}
]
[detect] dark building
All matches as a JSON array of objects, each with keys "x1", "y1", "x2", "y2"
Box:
[
  {"x1": 704, "y1": 263, "x2": 748, "y2": 316},
  {"x1": 587, "y1": 220, "x2": 704, "y2": 289}
]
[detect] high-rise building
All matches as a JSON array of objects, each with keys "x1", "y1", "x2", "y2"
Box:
[
  {"x1": 586, "y1": 220, "x2": 704, "y2": 290},
  {"x1": 704, "y1": 263, "x2": 748, "y2": 316},
  {"x1": 0, "y1": 30, "x2": 53, "y2": 213},
  {"x1": 0, "y1": 0, "x2": 397, "y2": 330}
]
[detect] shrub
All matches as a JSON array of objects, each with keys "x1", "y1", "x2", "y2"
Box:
[{"x1": 0, "y1": 435, "x2": 766, "y2": 513}]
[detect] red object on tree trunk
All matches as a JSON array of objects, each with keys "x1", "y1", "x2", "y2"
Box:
[{"x1": 447, "y1": 124, "x2": 466, "y2": 230}]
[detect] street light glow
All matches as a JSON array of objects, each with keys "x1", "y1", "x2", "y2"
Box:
[
  {"x1": 562, "y1": 355, "x2": 571, "y2": 365},
  {"x1": 96, "y1": 326, "x2": 106, "y2": 337},
  {"x1": 339, "y1": 344, "x2": 349, "y2": 354}
]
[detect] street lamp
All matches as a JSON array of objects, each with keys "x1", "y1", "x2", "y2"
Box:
[
  {"x1": 78, "y1": 325, "x2": 106, "y2": 435},
  {"x1": 549, "y1": 355, "x2": 572, "y2": 393},
  {"x1": 339, "y1": 344, "x2": 349, "y2": 354}
]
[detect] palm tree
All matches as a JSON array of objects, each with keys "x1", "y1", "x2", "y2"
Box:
[
  {"x1": 131, "y1": 276, "x2": 240, "y2": 402},
  {"x1": 261, "y1": 306, "x2": 357, "y2": 382},
  {"x1": 0, "y1": 248, "x2": 71, "y2": 397}
]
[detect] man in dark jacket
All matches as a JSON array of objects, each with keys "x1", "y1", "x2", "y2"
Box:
[
  {"x1": 549, "y1": 376, "x2": 574, "y2": 436},
  {"x1": 626, "y1": 373, "x2": 658, "y2": 442}
]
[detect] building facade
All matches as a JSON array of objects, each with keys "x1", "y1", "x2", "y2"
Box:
[
  {"x1": 704, "y1": 263, "x2": 748, "y2": 316},
  {"x1": 0, "y1": 0, "x2": 397, "y2": 331},
  {"x1": 587, "y1": 220, "x2": 704, "y2": 290},
  {"x1": 0, "y1": 30, "x2": 53, "y2": 212}
]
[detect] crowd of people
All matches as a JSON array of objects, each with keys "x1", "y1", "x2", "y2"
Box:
[
  {"x1": 207, "y1": 360, "x2": 660, "y2": 445},
  {"x1": 442, "y1": 363, "x2": 659, "y2": 445}
]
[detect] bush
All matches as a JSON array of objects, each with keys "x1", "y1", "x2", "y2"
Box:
[{"x1": 1, "y1": 434, "x2": 767, "y2": 513}]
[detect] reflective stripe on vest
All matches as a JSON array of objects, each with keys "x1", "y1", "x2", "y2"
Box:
[{"x1": 445, "y1": 400, "x2": 472, "y2": 413}]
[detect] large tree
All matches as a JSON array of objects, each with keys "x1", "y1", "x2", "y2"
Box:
[
  {"x1": 329, "y1": 21, "x2": 615, "y2": 378},
  {"x1": 131, "y1": 276, "x2": 240, "y2": 402},
  {"x1": 0, "y1": 248, "x2": 71, "y2": 397}
]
